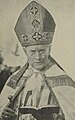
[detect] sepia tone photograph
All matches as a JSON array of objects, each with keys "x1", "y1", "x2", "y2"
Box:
[{"x1": 0, "y1": 0, "x2": 75, "y2": 120}]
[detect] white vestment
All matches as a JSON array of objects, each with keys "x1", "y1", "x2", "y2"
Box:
[{"x1": 0, "y1": 61, "x2": 75, "y2": 120}]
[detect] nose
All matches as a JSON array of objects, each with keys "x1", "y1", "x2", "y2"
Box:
[{"x1": 35, "y1": 51, "x2": 41, "y2": 61}]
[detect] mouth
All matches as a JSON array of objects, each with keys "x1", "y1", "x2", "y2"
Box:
[{"x1": 34, "y1": 62, "x2": 43, "y2": 65}]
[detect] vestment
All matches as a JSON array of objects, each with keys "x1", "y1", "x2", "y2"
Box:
[
  {"x1": 0, "y1": 56, "x2": 75, "y2": 120},
  {"x1": 0, "y1": 67, "x2": 10, "y2": 93},
  {"x1": 0, "y1": 1, "x2": 75, "y2": 120},
  {"x1": 0, "y1": 65, "x2": 20, "y2": 93}
]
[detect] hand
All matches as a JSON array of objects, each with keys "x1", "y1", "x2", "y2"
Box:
[
  {"x1": 56, "y1": 114, "x2": 65, "y2": 120},
  {"x1": 1, "y1": 107, "x2": 17, "y2": 120}
]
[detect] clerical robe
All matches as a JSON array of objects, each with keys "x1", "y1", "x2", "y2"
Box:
[{"x1": 0, "y1": 58, "x2": 75, "y2": 120}]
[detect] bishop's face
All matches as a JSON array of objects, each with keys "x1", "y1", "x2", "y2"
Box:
[{"x1": 23, "y1": 44, "x2": 51, "y2": 71}]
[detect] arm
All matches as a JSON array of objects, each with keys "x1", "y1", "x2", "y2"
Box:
[
  {"x1": 0, "y1": 75, "x2": 17, "y2": 120},
  {"x1": 0, "y1": 75, "x2": 25, "y2": 120}
]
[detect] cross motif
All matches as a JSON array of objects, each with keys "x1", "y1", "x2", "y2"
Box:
[
  {"x1": 32, "y1": 32, "x2": 42, "y2": 41},
  {"x1": 21, "y1": 34, "x2": 28, "y2": 42},
  {"x1": 32, "y1": 19, "x2": 40, "y2": 28},
  {"x1": 30, "y1": 6, "x2": 38, "y2": 15}
]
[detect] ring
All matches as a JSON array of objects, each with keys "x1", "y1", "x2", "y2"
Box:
[{"x1": 5, "y1": 116, "x2": 8, "y2": 118}]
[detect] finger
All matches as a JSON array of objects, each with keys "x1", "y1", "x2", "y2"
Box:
[
  {"x1": 1, "y1": 115, "x2": 9, "y2": 120},
  {"x1": 2, "y1": 111, "x2": 15, "y2": 117},
  {"x1": 1, "y1": 114, "x2": 14, "y2": 120},
  {"x1": 4, "y1": 107, "x2": 15, "y2": 114}
]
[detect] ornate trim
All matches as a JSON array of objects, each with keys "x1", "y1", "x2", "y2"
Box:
[{"x1": 46, "y1": 75, "x2": 75, "y2": 88}]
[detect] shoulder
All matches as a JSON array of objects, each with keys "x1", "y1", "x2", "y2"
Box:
[
  {"x1": 45, "y1": 62, "x2": 66, "y2": 77},
  {"x1": 45, "y1": 57, "x2": 75, "y2": 88},
  {"x1": 3, "y1": 63, "x2": 28, "y2": 90},
  {"x1": 47, "y1": 75, "x2": 75, "y2": 88}
]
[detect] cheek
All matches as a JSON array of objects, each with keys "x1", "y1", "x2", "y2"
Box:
[
  {"x1": 41, "y1": 51, "x2": 49, "y2": 60},
  {"x1": 41, "y1": 54, "x2": 47, "y2": 59}
]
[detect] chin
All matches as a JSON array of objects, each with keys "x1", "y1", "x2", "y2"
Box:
[{"x1": 33, "y1": 64, "x2": 45, "y2": 71}]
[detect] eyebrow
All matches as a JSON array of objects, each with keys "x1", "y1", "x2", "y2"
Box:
[
  {"x1": 30, "y1": 50, "x2": 36, "y2": 52},
  {"x1": 31, "y1": 48, "x2": 45, "y2": 52},
  {"x1": 38, "y1": 49, "x2": 45, "y2": 51}
]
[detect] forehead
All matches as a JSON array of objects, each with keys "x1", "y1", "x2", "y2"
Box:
[{"x1": 25, "y1": 44, "x2": 49, "y2": 50}]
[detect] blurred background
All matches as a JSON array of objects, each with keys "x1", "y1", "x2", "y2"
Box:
[{"x1": 0, "y1": 0, "x2": 75, "y2": 80}]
